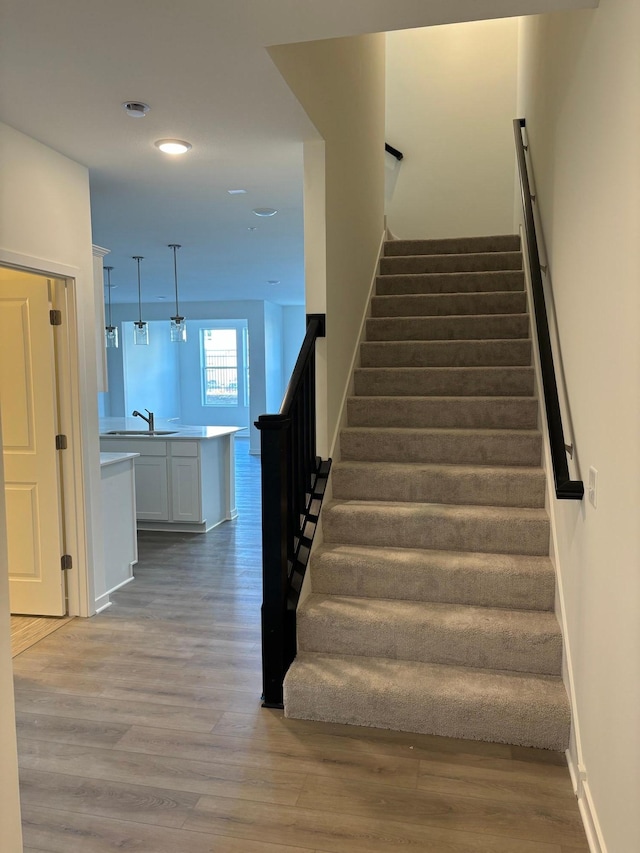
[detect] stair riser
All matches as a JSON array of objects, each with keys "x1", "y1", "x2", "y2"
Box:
[
  {"x1": 332, "y1": 466, "x2": 545, "y2": 508},
  {"x1": 347, "y1": 397, "x2": 539, "y2": 429},
  {"x1": 297, "y1": 609, "x2": 562, "y2": 676},
  {"x1": 371, "y1": 292, "x2": 526, "y2": 318},
  {"x1": 360, "y1": 340, "x2": 532, "y2": 368},
  {"x1": 376, "y1": 271, "x2": 525, "y2": 295},
  {"x1": 339, "y1": 431, "x2": 541, "y2": 466},
  {"x1": 354, "y1": 367, "x2": 535, "y2": 397},
  {"x1": 311, "y1": 548, "x2": 555, "y2": 610},
  {"x1": 366, "y1": 315, "x2": 529, "y2": 341},
  {"x1": 380, "y1": 252, "x2": 523, "y2": 276},
  {"x1": 284, "y1": 656, "x2": 570, "y2": 750},
  {"x1": 383, "y1": 235, "x2": 521, "y2": 257},
  {"x1": 323, "y1": 504, "x2": 550, "y2": 556}
]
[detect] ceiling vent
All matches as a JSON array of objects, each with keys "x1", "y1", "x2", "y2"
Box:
[{"x1": 122, "y1": 101, "x2": 150, "y2": 118}]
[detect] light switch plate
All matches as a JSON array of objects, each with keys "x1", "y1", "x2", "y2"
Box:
[{"x1": 588, "y1": 467, "x2": 598, "y2": 508}]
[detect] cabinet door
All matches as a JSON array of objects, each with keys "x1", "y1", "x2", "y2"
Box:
[
  {"x1": 170, "y1": 456, "x2": 202, "y2": 522},
  {"x1": 134, "y1": 457, "x2": 169, "y2": 520}
]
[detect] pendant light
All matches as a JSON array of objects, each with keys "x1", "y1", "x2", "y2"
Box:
[
  {"x1": 132, "y1": 256, "x2": 149, "y2": 345},
  {"x1": 168, "y1": 243, "x2": 187, "y2": 342},
  {"x1": 103, "y1": 265, "x2": 118, "y2": 348}
]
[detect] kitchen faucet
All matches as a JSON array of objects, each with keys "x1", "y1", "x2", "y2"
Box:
[{"x1": 132, "y1": 409, "x2": 154, "y2": 431}]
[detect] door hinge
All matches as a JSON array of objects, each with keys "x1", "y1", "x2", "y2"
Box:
[
  {"x1": 61, "y1": 554, "x2": 73, "y2": 571},
  {"x1": 55, "y1": 434, "x2": 68, "y2": 450},
  {"x1": 50, "y1": 309, "x2": 62, "y2": 326}
]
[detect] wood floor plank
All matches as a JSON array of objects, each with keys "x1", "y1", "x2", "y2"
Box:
[
  {"x1": 100, "y1": 680, "x2": 264, "y2": 713},
  {"x1": 19, "y1": 767, "x2": 200, "y2": 828},
  {"x1": 14, "y1": 689, "x2": 222, "y2": 733},
  {"x1": 115, "y1": 723, "x2": 421, "y2": 789},
  {"x1": 21, "y1": 804, "x2": 311, "y2": 853},
  {"x1": 294, "y1": 774, "x2": 588, "y2": 847},
  {"x1": 184, "y1": 796, "x2": 566, "y2": 853},
  {"x1": 16, "y1": 712, "x2": 131, "y2": 748},
  {"x1": 11, "y1": 615, "x2": 75, "y2": 657},
  {"x1": 19, "y1": 737, "x2": 307, "y2": 805}
]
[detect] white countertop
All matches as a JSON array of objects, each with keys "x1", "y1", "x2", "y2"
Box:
[
  {"x1": 100, "y1": 451, "x2": 140, "y2": 468},
  {"x1": 99, "y1": 418, "x2": 243, "y2": 440}
]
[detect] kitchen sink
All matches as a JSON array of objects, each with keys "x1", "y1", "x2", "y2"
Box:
[{"x1": 103, "y1": 430, "x2": 179, "y2": 436}]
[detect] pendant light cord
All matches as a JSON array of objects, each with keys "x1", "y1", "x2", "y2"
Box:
[
  {"x1": 133, "y1": 256, "x2": 144, "y2": 324},
  {"x1": 169, "y1": 244, "x2": 181, "y2": 318},
  {"x1": 104, "y1": 266, "x2": 113, "y2": 326}
]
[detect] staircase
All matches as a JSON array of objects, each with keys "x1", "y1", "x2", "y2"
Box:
[{"x1": 283, "y1": 234, "x2": 571, "y2": 751}]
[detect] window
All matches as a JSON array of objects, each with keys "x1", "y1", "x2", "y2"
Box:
[{"x1": 201, "y1": 328, "x2": 238, "y2": 406}]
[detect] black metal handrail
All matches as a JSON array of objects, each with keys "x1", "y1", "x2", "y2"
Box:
[
  {"x1": 385, "y1": 142, "x2": 404, "y2": 161},
  {"x1": 514, "y1": 118, "x2": 583, "y2": 500},
  {"x1": 255, "y1": 313, "x2": 331, "y2": 707}
]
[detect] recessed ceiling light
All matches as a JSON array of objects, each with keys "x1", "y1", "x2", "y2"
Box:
[
  {"x1": 156, "y1": 296, "x2": 167, "y2": 300},
  {"x1": 252, "y1": 207, "x2": 277, "y2": 217},
  {"x1": 267, "y1": 280, "x2": 280, "y2": 285},
  {"x1": 247, "y1": 226, "x2": 257, "y2": 231},
  {"x1": 227, "y1": 189, "x2": 247, "y2": 195},
  {"x1": 122, "y1": 101, "x2": 150, "y2": 118},
  {"x1": 155, "y1": 139, "x2": 192, "y2": 155}
]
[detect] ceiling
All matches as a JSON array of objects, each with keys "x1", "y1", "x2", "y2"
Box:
[{"x1": 0, "y1": 0, "x2": 593, "y2": 306}]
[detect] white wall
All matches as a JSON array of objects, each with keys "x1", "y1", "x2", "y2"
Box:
[
  {"x1": 269, "y1": 34, "x2": 386, "y2": 451},
  {"x1": 518, "y1": 3, "x2": 640, "y2": 851},
  {"x1": 0, "y1": 121, "x2": 102, "y2": 616},
  {"x1": 386, "y1": 19, "x2": 519, "y2": 239},
  {"x1": 264, "y1": 301, "x2": 284, "y2": 412},
  {"x1": 283, "y1": 305, "x2": 307, "y2": 382},
  {"x1": 122, "y1": 321, "x2": 181, "y2": 419}
]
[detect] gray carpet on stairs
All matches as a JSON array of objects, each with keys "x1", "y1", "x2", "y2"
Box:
[{"x1": 284, "y1": 233, "x2": 570, "y2": 751}]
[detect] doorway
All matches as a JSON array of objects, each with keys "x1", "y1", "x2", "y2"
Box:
[{"x1": 0, "y1": 267, "x2": 68, "y2": 618}]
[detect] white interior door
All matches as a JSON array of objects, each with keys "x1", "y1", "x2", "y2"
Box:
[{"x1": 0, "y1": 270, "x2": 66, "y2": 615}]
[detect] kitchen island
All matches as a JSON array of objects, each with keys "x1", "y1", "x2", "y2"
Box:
[{"x1": 99, "y1": 420, "x2": 242, "y2": 533}]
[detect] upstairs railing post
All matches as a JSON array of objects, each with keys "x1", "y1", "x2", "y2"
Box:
[{"x1": 257, "y1": 414, "x2": 292, "y2": 708}]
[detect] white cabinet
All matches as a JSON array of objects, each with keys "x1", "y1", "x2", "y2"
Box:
[
  {"x1": 134, "y1": 456, "x2": 169, "y2": 520},
  {"x1": 98, "y1": 436, "x2": 236, "y2": 533}
]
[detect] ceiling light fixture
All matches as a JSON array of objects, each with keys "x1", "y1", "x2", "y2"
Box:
[
  {"x1": 227, "y1": 189, "x2": 247, "y2": 195},
  {"x1": 267, "y1": 280, "x2": 280, "y2": 285},
  {"x1": 103, "y1": 266, "x2": 118, "y2": 348},
  {"x1": 132, "y1": 256, "x2": 149, "y2": 346},
  {"x1": 247, "y1": 226, "x2": 257, "y2": 231},
  {"x1": 168, "y1": 244, "x2": 186, "y2": 343},
  {"x1": 155, "y1": 139, "x2": 192, "y2": 155},
  {"x1": 122, "y1": 101, "x2": 150, "y2": 118},
  {"x1": 252, "y1": 207, "x2": 277, "y2": 217}
]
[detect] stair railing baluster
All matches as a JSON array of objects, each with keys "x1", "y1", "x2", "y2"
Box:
[{"x1": 256, "y1": 313, "x2": 331, "y2": 707}]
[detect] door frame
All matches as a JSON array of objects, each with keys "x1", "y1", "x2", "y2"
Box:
[{"x1": 0, "y1": 248, "x2": 93, "y2": 617}]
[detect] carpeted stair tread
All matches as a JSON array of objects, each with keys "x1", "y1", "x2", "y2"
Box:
[
  {"x1": 323, "y1": 500, "x2": 550, "y2": 556},
  {"x1": 366, "y1": 314, "x2": 530, "y2": 341},
  {"x1": 340, "y1": 427, "x2": 541, "y2": 466},
  {"x1": 371, "y1": 291, "x2": 527, "y2": 317},
  {"x1": 347, "y1": 395, "x2": 539, "y2": 429},
  {"x1": 376, "y1": 270, "x2": 525, "y2": 295},
  {"x1": 297, "y1": 593, "x2": 562, "y2": 675},
  {"x1": 284, "y1": 652, "x2": 570, "y2": 751},
  {"x1": 360, "y1": 338, "x2": 532, "y2": 367},
  {"x1": 310, "y1": 544, "x2": 555, "y2": 610},
  {"x1": 354, "y1": 365, "x2": 535, "y2": 397},
  {"x1": 379, "y1": 251, "x2": 523, "y2": 276},
  {"x1": 383, "y1": 234, "x2": 520, "y2": 257},
  {"x1": 332, "y1": 460, "x2": 545, "y2": 508}
]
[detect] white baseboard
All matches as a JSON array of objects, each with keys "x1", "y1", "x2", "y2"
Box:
[{"x1": 566, "y1": 750, "x2": 606, "y2": 853}]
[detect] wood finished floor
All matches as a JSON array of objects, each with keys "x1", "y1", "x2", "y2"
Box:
[
  {"x1": 13, "y1": 438, "x2": 588, "y2": 852},
  {"x1": 11, "y1": 615, "x2": 75, "y2": 657}
]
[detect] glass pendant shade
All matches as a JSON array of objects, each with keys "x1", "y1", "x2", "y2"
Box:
[
  {"x1": 105, "y1": 325, "x2": 119, "y2": 348},
  {"x1": 133, "y1": 321, "x2": 149, "y2": 346},
  {"x1": 170, "y1": 316, "x2": 187, "y2": 342},
  {"x1": 168, "y1": 244, "x2": 186, "y2": 342},
  {"x1": 132, "y1": 255, "x2": 149, "y2": 346}
]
